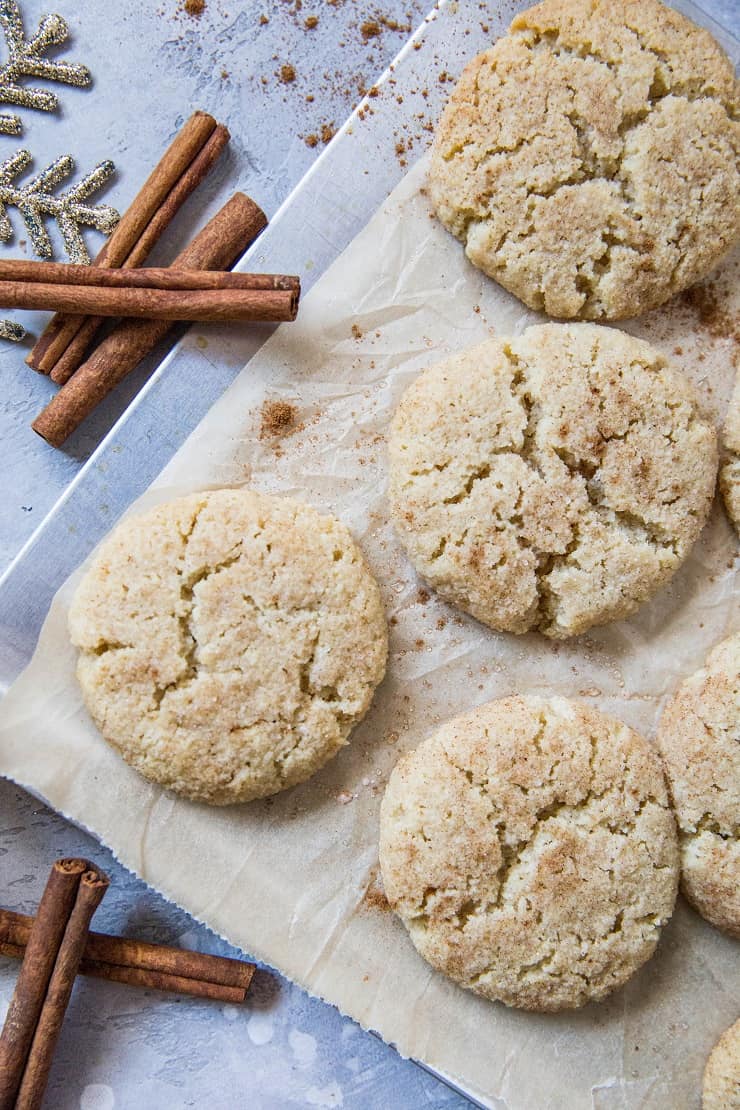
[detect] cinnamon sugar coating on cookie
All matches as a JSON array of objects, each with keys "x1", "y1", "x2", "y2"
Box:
[
  {"x1": 429, "y1": 0, "x2": 740, "y2": 319},
  {"x1": 380, "y1": 696, "x2": 678, "y2": 1011},
  {"x1": 70, "y1": 489, "x2": 388, "y2": 805},
  {"x1": 703, "y1": 1019, "x2": 740, "y2": 1110},
  {"x1": 389, "y1": 323, "x2": 717, "y2": 638},
  {"x1": 657, "y1": 633, "x2": 740, "y2": 937}
]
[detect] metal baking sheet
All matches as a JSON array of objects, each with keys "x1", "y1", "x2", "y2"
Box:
[{"x1": 0, "y1": 2, "x2": 736, "y2": 1106}]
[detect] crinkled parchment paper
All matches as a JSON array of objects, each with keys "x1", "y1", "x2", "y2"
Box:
[{"x1": 1, "y1": 157, "x2": 738, "y2": 1108}]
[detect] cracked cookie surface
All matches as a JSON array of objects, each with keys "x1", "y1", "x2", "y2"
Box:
[
  {"x1": 656, "y1": 633, "x2": 740, "y2": 937},
  {"x1": 69, "y1": 489, "x2": 388, "y2": 805},
  {"x1": 428, "y1": 0, "x2": 740, "y2": 319},
  {"x1": 703, "y1": 1019, "x2": 740, "y2": 1110},
  {"x1": 388, "y1": 322, "x2": 717, "y2": 639},
  {"x1": 720, "y1": 371, "x2": 740, "y2": 534},
  {"x1": 379, "y1": 695, "x2": 678, "y2": 1012}
]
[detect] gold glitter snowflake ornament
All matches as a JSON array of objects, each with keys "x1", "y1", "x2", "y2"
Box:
[
  {"x1": 0, "y1": 316, "x2": 24, "y2": 339},
  {"x1": 0, "y1": 149, "x2": 119, "y2": 264},
  {"x1": 0, "y1": 0, "x2": 91, "y2": 136}
]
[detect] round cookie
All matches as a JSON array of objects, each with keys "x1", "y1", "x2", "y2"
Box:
[
  {"x1": 720, "y1": 371, "x2": 740, "y2": 534},
  {"x1": 388, "y1": 323, "x2": 717, "y2": 639},
  {"x1": 703, "y1": 1020, "x2": 740, "y2": 1110},
  {"x1": 429, "y1": 0, "x2": 740, "y2": 319},
  {"x1": 656, "y1": 633, "x2": 740, "y2": 937},
  {"x1": 379, "y1": 696, "x2": 678, "y2": 1012},
  {"x1": 69, "y1": 489, "x2": 388, "y2": 805}
]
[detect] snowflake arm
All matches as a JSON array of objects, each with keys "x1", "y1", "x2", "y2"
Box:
[
  {"x1": 0, "y1": 149, "x2": 119, "y2": 262},
  {"x1": 0, "y1": 317, "x2": 24, "y2": 340},
  {"x1": 0, "y1": 0, "x2": 91, "y2": 136}
]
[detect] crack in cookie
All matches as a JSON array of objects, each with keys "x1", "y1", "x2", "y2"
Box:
[
  {"x1": 379, "y1": 695, "x2": 679, "y2": 1011},
  {"x1": 429, "y1": 0, "x2": 740, "y2": 319},
  {"x1": 388, "y1": 323, "x2": 717, "y2": 639},
  {"x1": 69, "y1": 489, "x2": 388, "y2": 805},
  {"x1": 656, "y1": 632, "x2": 740, "y2": 937}
]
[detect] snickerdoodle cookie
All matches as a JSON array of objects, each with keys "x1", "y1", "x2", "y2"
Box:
[
  {"x1": 657, "y1": 633, "x2": 740, "y2": 937},
  {"x1": 429, "y1": 0, "x2": 740, "y2": 319},
  {"x1": 703, "y1": 1019, "x2": 740, "y2": 1110},
  {"x1": 69, "y1": 489, "x2": 388, "y2": 805},
  {"x1": 379, "y1": 696, "x2": 678, "y2": 1011},
  {"x1": 388, "y1": 323, "x2": 717, "y2": 638},
  {"x1": 721, "y1": 371, "x2": 740, "y2": 534}
]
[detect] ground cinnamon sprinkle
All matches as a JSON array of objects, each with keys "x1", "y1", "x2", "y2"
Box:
[
  {"x1": 260, "y1": 400, "x2": 298, "y2": 438},
  {"x1": 682, "y1": 283, "x2": 738, "y2": 341},
  {"x1": 360, "y1": 20, "x2": 381, "y2": 41},
  {"x1": 361, "y1": 868, "x2": 390, "y2": 912},
  {"x1": 362, "y1": 884, "x2": 390, "y2": 912},
  {"x1": 165, "y1": 2, "x2": 436, "y2": 162}
]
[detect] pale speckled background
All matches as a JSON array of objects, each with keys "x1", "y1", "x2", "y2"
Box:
[{"x1": 0, "y1": 1, "x2": 737, "y2": 1107}]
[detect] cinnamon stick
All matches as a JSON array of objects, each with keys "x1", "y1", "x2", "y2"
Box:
[
  {"x1": 125, "y1": 126, "x2": 230, "y2": 270},
  {"x1": 0, "y1": 909, "x2": 254, "y2": 1003},
  {"x1": 0, "y1": 259, "x2": 298, "y2": 292},
  {"x1": 0, "y1": 269, "x2": 299, "y2": 322},
  {"x1": 50, "y1": 124, "x2": 232, "y2": 386},
  {"x1": 0, "y1": 941, "x2": 249, "y2": 1004},
  {"x1": 50, "y1": 125, "x2": 229, "y2": 384},
  {"x1": 27, "y1": 111, "x2": 227, "y2": 376},
  {"x1": 15, "y1": 867, "x2": 109, "y2": 1110},
  {"x1": 33, "y1": 192, "x2": 269, "y2": 448},
  {"x1": 0, "y1": 859, "x2": 88, "y2": 1110}
]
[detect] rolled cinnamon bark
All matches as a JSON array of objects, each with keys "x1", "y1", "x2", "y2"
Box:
[
  {"x1": 28, "y1": 111, "x2": 227, "y2": 376},
  {"x1": 33, "y1": 192, "x2": 269, "y2": 448},
  {"x1": 0, "y1": 279, "x2": 298, "y2": 322},
  {"x1": 0, "y1": 908, "x2": 254, "y2": 1001},
  {"x1": 0, "y1": 259, "x2": 298, "y2": 291},
  {"x1": 50, "y1": 125, "x2": 231, "y2": 385},
  {"x1": 0, "y1": 859, "x2": 89, "y2": 1110},
  {"x1": 0, "y1": 940, "x2": 249, "y2": 1003},
  {"x1": 126, "y1": 124, "x2": 230, "y2": 269},
  {"x1": 75, "y1": 961, "x2": 250, "y2": 1004},
  {"x1": 91, "y1": 112, "x2": 218, "y2": 267},
  {"x1": 15, "y1": 868, "x2": 109, "y2": 1110}
]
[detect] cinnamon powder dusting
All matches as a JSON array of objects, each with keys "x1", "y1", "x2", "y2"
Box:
[
  {"x1": 360, "y1": 20, "x2": 381, "y2": 41},
  {"x1": 260, "y1": 400, "x2": 297, "y2": 438},
  {"x1": 361, "y1": 869, "x2": 390, "y2": 912},
  {"x1": 682, "y1": 283, "x2": 738, "y2": 342},
  {"x1": 362, "y1": 885, "x2": 390, "y2": 912}
]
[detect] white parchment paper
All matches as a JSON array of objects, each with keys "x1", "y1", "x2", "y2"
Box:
[{"x1": 1, "y1": 157, "x2": 738, "y2": 1108}]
